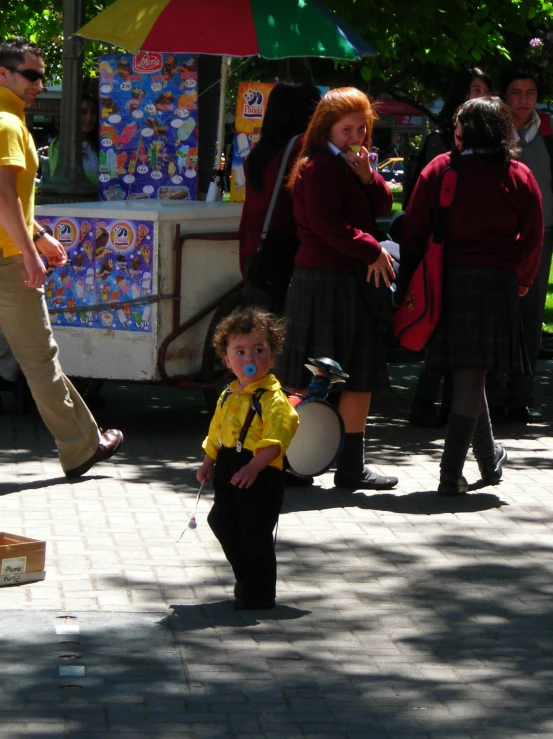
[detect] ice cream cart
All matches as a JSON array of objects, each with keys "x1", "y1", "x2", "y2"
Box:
[{"x1": 34, "y1": 200, "x2": 243, "y2": 402}]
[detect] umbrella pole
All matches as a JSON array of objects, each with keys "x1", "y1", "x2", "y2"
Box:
[
  {"x1": 207, "y1": 56, "x2": 229, "y2": 202},
  {"x1": 215, "y1": 56, "x2": 229, "y2": 170}
]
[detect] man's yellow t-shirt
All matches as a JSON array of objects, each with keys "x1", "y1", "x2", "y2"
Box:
[{"x1": 0, "y1": 87, "x2": 38, "y2": 257}]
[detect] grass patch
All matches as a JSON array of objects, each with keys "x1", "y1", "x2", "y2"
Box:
[
  {"x1": 544, "y1": 261, "x2": 553, "y2": 333},
  {"x1": 391, "y1": 189, "x2": 403, "y2": 213}
]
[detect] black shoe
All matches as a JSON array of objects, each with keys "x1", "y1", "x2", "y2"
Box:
[
  {"x1": 234, "y1": 581, "x2": 245, "y2": 600},
  {"x1": 507, "y1": 406, "x2": 543, "y2": 424},
  {"x1": 437, "y1": 475, "x2": 468, "y2": 497},
  {"x1": 233, "y1": 597, "x2": 276, "y2": 611},
  {"x1": 334, "y1": 466, "x2": 398, "y2": 490},
  {"x1": 477, "y1": 444, "x2": 507, "y2": 485}
]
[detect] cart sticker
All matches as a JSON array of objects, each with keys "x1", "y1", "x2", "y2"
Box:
[
  {"x1": 230, "y1": 82, "x2": 275, "y2": 203},
  {"x1": 38, "y1": 216, "x2": 154, "y2": 333},
  {"x1": 99, "y1": 52, "x2": 198, "y2": 202},
  {"x1": 1, "y1": 557, "x2": 26, "y2": 575}
]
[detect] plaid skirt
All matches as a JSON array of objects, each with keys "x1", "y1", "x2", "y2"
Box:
[
  {"x1": 426, "y1": 266, "x2": 523, "y2": 373},
  {"x1": 274, "y1": 268, "x2": 390, "y2": 392}
]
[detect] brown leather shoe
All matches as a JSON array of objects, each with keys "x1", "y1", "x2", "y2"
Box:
[{"x1": 64, "y1": 429, "x2": 123, "y2": 479}]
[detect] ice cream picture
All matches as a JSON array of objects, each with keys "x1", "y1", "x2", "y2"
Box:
[
  {"x1": 140, "y1": 244, "x2": 151, "y2": 267},
  {"x1": 83, "y1": 239, "x2": 94, "y2": 262},
  {"x1": 115, "y1": 275, "x2": 130, "y2": 295}
]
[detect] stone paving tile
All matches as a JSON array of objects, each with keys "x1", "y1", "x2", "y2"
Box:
[{"x1": 1, "y1": 364, "x2": 553, "y2": 736}]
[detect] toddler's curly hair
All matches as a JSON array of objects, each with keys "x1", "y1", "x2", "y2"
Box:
[{"x1": 212, "y1": 306, "x2": 286, "y2": 361}]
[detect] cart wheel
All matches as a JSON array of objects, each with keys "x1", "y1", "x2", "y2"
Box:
[{"x1": 201, "y1": 287, "x2": 245, "y2": 411}]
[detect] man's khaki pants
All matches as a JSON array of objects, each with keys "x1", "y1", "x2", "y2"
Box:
[{"x1": 0, "y1": 252, "x2": 100, "y2": 472}]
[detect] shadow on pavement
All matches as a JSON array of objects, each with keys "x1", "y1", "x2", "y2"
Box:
[{"x1": 167, "y1": 601, "x2": 311, "y2": 630}]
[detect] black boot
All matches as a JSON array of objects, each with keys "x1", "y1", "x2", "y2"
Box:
[
  {"x1": 437, "y1": 413, "x2": 477, "y2": 497},
  {"x1": 409, "y1": 370, "x2": 442, "y2": 428},
  {"x1": 439, "y1": 373, "x2": 453, "y2": 425},
  {"x1": 471, "y1": 410, "x2": 507, "y2": 484},
  {"x1": 334, "y1": 432, "x2": 398, "y2": 490}
]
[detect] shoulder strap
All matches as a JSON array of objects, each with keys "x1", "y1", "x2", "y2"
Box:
[
  {"x1": 536, "y1": 110, "x2": 553, "y2": 184},
  {"x1": 432, "y1": 154, "x2": 459, "y2": 245},
  {"x1": 537, "y1": 109, "x2": 552, "y2": 138},
  {"x1": 260, "y1": 135, "x2": 301, "y2": 241},
  {"x1": 236, "y1": 388, "x2": 266, "y2": 453},
  {"x1": 220, "y1": 385, "x2": 232, "y2": 407}
]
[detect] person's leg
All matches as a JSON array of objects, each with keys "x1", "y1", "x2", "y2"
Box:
[
  {"x1": 207, "y1": 449, "x2": 245, "y2": 585},
  {"x1": 233, "y1": 466, "x2": 285, "y2": 609},
  {"x1": 334, "y1": 391, "x2": 398, "y2": 490},
  {"x1": 0, "y1": 254, "x2": 100, "y2": 471},
  {"x1": 438, "y1": 369, "x2": 486, "y2": 496},
  {"x1": 471, "y1": 392, "x2": 507, "y2": 485}
]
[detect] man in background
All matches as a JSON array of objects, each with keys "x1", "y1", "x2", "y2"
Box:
[
  {"x1": 488, "y1": 64, "x2": 552, "y2": 423},
  {"x1": 0, "y1": 37, "x2": 122, "y2": 475}
]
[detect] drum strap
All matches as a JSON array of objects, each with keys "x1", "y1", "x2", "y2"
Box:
[{"x1": 233, "y1": 388, "x2": 266, "y2": 453}]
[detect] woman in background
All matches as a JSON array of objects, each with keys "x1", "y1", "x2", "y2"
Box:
[
  {"x1": 41, "y1": 93, "x2": 99, "y2": 188},
  {"x1": 401, "y1": 97, "x2": 543, "y2": 495},
  {"x1": 277, "y1": 87, "x2": 398, "y2": 491},
  {"x1": 239, "y1": 82, "x2": 321, "y2": 314},
  {"x1": 405, "y1": 67, "x2": 493, "y2": 428}
]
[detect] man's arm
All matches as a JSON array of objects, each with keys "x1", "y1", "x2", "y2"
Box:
[
  {"x1": 0, "y1": 166, "x2": 46, "y2": 288},
  {"x1": 32, "y1": 220, "x2": 68, "y2": 267}
]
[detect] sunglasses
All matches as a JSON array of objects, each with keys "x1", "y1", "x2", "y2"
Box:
[{"x1": 4, "y1": 66, "x2": 45, "y2": 83}]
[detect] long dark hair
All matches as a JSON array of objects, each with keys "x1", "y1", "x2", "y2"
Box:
[
  {"x1": 82, "y1": 92, "x2": 99, "y2": 153},
  {"x1": 437, "y1": 67, "x2": 493, "y2": 131},
  {"x1": 247, "y1": 81, "x2": 321, "y2": 192},
  {"x1": 454, "y1": 96, "x2": 519, "y2": 162}
]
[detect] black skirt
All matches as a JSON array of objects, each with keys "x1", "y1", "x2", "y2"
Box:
[
  {"x1": 274, "y1": 267, "x2": 390, "y2": 392},
  {"x1": 426, "y1": 266, "x2": 523, "y2": 373}
]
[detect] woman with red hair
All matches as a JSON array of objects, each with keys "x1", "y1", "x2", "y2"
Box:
[{"x1": 276, "y1": 87, "x2": 398, "y2": 490}]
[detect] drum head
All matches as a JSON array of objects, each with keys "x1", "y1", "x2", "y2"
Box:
[{"x1": 286, "y1": 399, "x2": 344, "y2": 478}]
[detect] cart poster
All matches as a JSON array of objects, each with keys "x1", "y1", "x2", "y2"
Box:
[
  {"x1": 229, "y1": 82, "x2": 276, "y2": 203},
  {"x1": 98, "y1": 52, "x2": 198, "y2": 202},
  {"x1": 37, "y1": 215, "x2": 154, "y2": 333}
]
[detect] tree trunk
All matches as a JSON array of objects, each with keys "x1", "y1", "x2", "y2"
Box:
[{"x1": 38, "y1": 0, "x2": 97, "y2": 203}]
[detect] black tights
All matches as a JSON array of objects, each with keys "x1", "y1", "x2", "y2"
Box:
[{"x1": 451, "y1": 369, "x2": 488, "y2": 420}]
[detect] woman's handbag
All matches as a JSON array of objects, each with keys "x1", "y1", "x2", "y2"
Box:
[
  {"x1": 247, "y1": 135, "x2": 301, "y2": 297},
  {"x1": 393, "y1": 164, "x2": 458, "y2": 352}
]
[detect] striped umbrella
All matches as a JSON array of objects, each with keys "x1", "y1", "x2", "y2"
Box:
[{"x1": 76, "y1": 0, "x2": 377, "y2": 60}]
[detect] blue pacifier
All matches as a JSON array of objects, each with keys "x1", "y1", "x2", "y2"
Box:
[{"x1": 244, "y1": 363, "x2": 257, "y2": 376}]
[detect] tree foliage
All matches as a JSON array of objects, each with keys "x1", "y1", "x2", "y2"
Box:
[
  {"x1": 1, "y1": 0, "x2": 552, "y2": 105},
  {"x1": 0, "y1": 0, "x2": 120, "y2": 83},
  {"x1": 325, "y1": 0, "x2": 553, "y2": 104}
]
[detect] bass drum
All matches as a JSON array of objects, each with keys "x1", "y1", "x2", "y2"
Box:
[{"x1": 285, "y1": 397, "x2": 345, "y2": 478}]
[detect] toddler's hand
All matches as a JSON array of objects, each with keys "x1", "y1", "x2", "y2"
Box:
[
  {"x1": 197, "y1": 458, "x2": 214, "y2": 483},
  {"x1": 231, "y1": 463, "x2": 259, "y2": 489}
]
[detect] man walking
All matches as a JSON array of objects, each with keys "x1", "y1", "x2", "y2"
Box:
[
  {"x1": 0, "y1": 37, "x2": 122, "y2": 476},
  {"x1": 489, "y1": 64, "x2": 551, "y2": 423}
]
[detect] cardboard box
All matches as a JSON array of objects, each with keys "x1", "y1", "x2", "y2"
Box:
[{"x1": 0, "y1": 532, "x2": 46, "y2": 587}]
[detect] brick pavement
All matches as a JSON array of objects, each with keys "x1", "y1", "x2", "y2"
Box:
[{"x1": 0, "y1": 361, "x2": 552, "y2": 738}]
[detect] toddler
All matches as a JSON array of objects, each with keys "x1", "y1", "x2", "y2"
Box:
[{"x1": 197, "y1": 307, "x2": 298, "y2": 610}]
